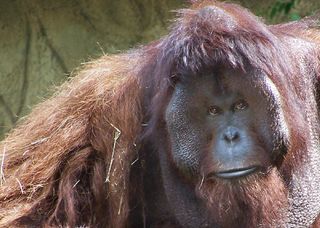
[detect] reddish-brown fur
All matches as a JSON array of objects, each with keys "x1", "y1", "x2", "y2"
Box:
[
  {"x1": 0, "y1": 54, "x2": 148, "y2": 227},
  {"x1": 197, "y1": 168, "x2": 288, "y2": 227},
  {"x1": 1, "y1": 1, "x2": 320, "y2": 227}
]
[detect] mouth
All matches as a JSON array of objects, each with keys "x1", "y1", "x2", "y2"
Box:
[{"x1": 211, "y1": 166, "x2": 259, "y2": 179}]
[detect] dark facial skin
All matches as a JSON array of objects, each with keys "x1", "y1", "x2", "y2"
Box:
[
  {"x1": 157, "y1": 68, "x2": 288, "y2": 227},
  {"x1": 206, "y1": 92, "x2": 267, "y2": 178},
  {"x1": 165, "y1": 70, "x2": 273, "y2": 180}
]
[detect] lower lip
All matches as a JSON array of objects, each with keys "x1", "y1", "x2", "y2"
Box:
[{"x1": 214, "y1": 166, "x2": 258, "y2": 179}]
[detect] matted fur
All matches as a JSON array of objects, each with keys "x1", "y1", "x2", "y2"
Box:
[
  {"x1": 0, "y1": 53, "x2": 150, "y2": 227},
  {"x1": 196, "y1": 168, "x2": 288, "y2": 227},
  {"x1": 1, "y1": 1, "x2": 320, "y2": 227}
]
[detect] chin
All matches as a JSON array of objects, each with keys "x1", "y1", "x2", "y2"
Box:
[{"x1": 196, "y1": 167, "x2": 288, "y2": 227}]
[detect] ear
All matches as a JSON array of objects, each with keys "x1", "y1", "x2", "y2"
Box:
[{"x1": 0, "y1": 54, "x2": 144, "y2": 227}]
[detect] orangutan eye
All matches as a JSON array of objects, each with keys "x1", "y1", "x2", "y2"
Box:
[
  {"x1": 208, "y1": 106, "x2": 221, "y2": 116},
  {"x1": 233, "y1": 100, "x2": 248, "y2": 111}
]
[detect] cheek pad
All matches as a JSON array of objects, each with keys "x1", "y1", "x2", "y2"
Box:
[{"x1": 165, "y1": 87, "x2": 204, "y2": 173}]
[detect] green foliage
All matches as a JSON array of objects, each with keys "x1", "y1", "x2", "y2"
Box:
[{"x1": 269, "y1": 0, "x2": 301, "y2": 21}]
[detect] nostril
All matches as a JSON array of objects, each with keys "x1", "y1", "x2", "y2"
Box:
[
  {"x1": 231, "y1": 132, "x2": 239, "y2": 141},
  {"x1": 223, "y1": 133, "x2": 239, "y2": 142},
  {"x1": 223, "y1": 127, "x2": 240, "y2": 143}
]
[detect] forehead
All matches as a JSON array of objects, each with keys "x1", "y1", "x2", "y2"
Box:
[
  {"x1": 173, "y1": 68, "x2": 271, "y2": 112},
  {"x1": 180, "y1": 68, "x2": 255, "y2": 97}
]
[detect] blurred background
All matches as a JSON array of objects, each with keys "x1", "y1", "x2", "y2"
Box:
[{"x1": 0, "y1": 0, "x2": 319, "y2": 138}]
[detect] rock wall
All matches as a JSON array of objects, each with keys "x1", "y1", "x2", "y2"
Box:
[{"x1": 0, "y1": 0, "x2": 183, "y2": 137}]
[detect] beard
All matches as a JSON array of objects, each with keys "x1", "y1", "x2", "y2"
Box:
[{"x1": 196, "y1": 168, "x2": 288, "y2": 227}]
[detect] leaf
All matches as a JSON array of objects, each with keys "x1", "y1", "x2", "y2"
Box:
[
  {"x1": 290, "y1": 13, "x2": 301, "y2": 21},
  {"x1": 284, "y1": 2, "x2": 294, "y2": 14}
]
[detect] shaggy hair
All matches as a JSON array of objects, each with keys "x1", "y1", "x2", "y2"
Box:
[
  {"x1": 1, "y1": 1, "x2": 320, "y2": 227},
  {"x1": 197, "y1": 167, "x2": 288, "y2": 227}
]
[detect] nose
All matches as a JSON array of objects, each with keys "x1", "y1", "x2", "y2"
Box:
[{"x1": 223, "y1": 126, "x2": 240, "y2": 143}]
